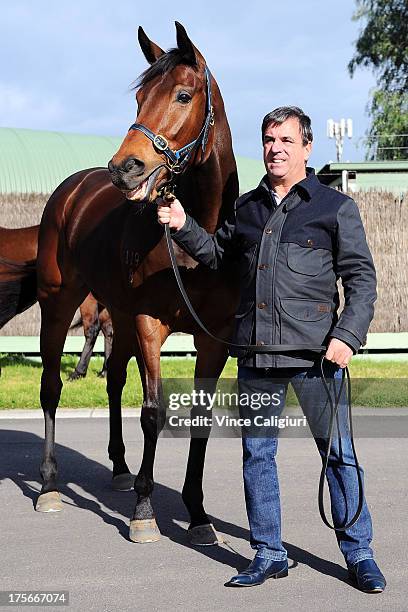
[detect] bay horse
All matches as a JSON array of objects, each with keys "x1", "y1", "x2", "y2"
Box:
[
  {"x1": 67, "y1": 295, "x2": 113, "y2": 380},
  {"x1": 35, "y1": 22, "x2": 239, "y2": 544},
  {"x1": 0, "y1": 225, "x2": 111, "y2": 379},
  {"x1": 0, "y1": 226, "x2": 38, "y2": 327}
]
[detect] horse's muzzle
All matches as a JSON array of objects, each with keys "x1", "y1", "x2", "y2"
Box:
[
  {"x1": 108, "y1": 163, "x2": 165, "y2": 202},
  {"x1": 108, "y1": 157, "x2": 146, "y2": 190}
]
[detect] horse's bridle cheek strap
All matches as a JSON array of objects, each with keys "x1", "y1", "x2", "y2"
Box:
[{"x1": 128, "y1": 65, "x2": 214, "y2": 176}]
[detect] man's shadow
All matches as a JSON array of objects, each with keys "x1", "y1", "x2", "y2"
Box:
[{"x1": 0, "y1": 428, "x2": 349, "y2": 583}]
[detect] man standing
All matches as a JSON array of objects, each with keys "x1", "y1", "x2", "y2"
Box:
[{"x1": 157, "y1": 107, "x2": 385, "y2": 593}]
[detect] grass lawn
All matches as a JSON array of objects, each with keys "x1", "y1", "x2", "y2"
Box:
[{"x1": 0, "y1": 355, "x2": 407, "y2": 409}]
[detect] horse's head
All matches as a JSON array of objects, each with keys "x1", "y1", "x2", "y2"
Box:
[{"x1": 108, "y1": 22, "x2": 216, "y2": 202}]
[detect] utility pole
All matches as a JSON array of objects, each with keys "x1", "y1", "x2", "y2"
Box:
[{"x1": 327, "y1": 118, "x2": 353, "y2": 162}]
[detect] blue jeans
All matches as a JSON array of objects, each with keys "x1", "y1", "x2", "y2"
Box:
[{"x1": 238, "y1": 361, "x2": 374, "y2": 566}]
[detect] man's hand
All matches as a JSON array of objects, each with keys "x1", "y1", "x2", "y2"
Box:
[
  {"x1": 325, "y1": 338, "x2": 353, "y2": 368},
  {"x1": 157, "y1": 197, "x2": 186, "y2": 231}
]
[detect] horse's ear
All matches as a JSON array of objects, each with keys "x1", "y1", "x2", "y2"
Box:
[
  {"x1": 175, "y1": 21, "x2": 199, "y2": 65},
  {"x1": 138, "y1": 26, "x2": 164, "y2": 65}
]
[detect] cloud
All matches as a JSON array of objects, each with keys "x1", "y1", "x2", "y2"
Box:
[
  {"x1": 0, "y1": 83, "x2": 64, "y2": 128},
  {"x1": 0, "y1": 0, "x2": 377, "y2": 166}
]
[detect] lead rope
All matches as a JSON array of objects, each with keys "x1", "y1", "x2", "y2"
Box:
[
  {"x1": 162, "y1": 192, "x2": 364, "y2": 531},
  {"x1": 319, "y1": 357, "x2": 364, "y2": 530}
]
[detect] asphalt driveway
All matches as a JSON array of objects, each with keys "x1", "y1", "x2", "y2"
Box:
[{"x1": 0, "y1": 413, "x2": 406, "y2": 611}]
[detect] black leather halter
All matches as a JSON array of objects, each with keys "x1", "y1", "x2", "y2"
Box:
[{"x1": 128, "y1": 65, "x2": 214, "y2": 175}]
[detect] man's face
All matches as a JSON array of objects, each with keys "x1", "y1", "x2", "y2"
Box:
[{"x1": 263, "y1": 117, "x2": 312, "y2": 186}]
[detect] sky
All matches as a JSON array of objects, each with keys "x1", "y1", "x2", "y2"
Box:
[{"x1": 0, "y1": 1, "x2": 377, "y2": 168}]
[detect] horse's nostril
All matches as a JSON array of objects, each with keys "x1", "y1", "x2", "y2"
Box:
[
  {"x1": 125, "y1": 159, "x2": 136, "y2": 172},
  {"x1": 124, "y1": 157, "x2": 145, "y2": 174},
  {"x1": 108, "y1": 159, "x2": 115, "y2": 173}
]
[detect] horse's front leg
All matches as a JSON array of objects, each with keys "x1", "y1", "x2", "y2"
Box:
[
  {"x1": 129, "y1": 319, "x2": 168, "y2": 543},
  {"x1": 98, "y1": 307, "x2": 113, "y2": 378},
  {"x1": 68, "y1": 320, "x2": 100, "y2": 380},
  {"x1": 182, "y1": 331, "x2": 229, "y2": 545},
  {"x1": 68, "y1": 295, "x2": 99, "y2": 381}
]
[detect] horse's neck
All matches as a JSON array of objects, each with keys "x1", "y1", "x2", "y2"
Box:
[{"x1": 180, "y1": 143, "x2": 238, "y2": 234}]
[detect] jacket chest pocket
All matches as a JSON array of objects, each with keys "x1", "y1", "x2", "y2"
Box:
[{"x1": 286, "y1": 243, "x2": 323, "y2": 276}]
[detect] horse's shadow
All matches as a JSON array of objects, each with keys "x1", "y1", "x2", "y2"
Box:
[{"x1": 0, "y1": 428, "x2": 349, "y2": 583}]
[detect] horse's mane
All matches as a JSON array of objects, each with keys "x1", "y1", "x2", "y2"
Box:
[{"x1": 135, "y1": 48, "x2": 197, "y2": 89}]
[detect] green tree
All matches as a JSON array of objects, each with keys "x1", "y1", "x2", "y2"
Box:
[{"x1": 348, "y1": 0, "x2": 408, "y2": 160}]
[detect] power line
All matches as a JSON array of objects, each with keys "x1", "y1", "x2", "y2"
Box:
[{"x1": 364, "y1": 134, "x2": 408, "y2": 140}]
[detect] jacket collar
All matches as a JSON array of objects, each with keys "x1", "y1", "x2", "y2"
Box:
[
  {"x1": 296, "y1": 167, "x2": 321, "y2": 200},
  {"x1": 257, "y1": 167, "x2": 320, "y2": 203}
]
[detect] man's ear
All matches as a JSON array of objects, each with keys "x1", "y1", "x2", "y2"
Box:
[
  {"x1": 138, "y1": 26, "x2": 164, "y2": 65},
  {"x1": 304, "y1": 141, "x2": 313, "y2": 162}
]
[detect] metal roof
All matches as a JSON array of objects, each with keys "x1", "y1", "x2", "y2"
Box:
[
  {"x1": 0, "y1": 127, "x2": 264, "y2": 195},
  {"x1": 319, "y1": 161, "x2": 408, "y2": 174},
  {"x1": 317, "y1": 160, "x2": 408, "y2": 192}
]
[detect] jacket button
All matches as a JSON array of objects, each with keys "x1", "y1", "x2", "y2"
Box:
[
  {"x1": 258, "y1": 263, "x2": 269, "y2": 270},
  {"x1": 257, "y1": 302, "x2": 267, "y2": 309},
  {"x1": 265, "y1": 228, "x2": 273, "y2": 234},
  {"x1": 256, "y1": 340, "x2": 265, "y2": 346},
  {"x1": 307, "y1": 239, "x2": 313, "y2": 246}
]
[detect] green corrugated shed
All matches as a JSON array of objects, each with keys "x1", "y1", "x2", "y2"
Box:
[
  {"x1": 0, "y1": 127, "x2": 128, "y2": 194},
  {"x1": 0, "y1": 127, "x2": 264, "y2": 195}
]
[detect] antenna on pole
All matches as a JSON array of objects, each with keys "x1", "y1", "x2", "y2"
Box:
[{"x1": 327, "y1": 118, "x2": 353, "y2": 161}]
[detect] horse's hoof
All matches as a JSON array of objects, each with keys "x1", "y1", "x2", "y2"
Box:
[
  {"x1": 97, "y1": 370, "x2": 107, "y2": 378},
  {"x1": 67, "y1": 371, "x2": 85, "y2": 382},
  {"x1": 35, "y1": 491, "x2": 63, "y2": 513},
  {"x1": 187, "y1": 523, "x2": 220, "y2": 546},
  {"x1": 129, "y1": 518, "x2": 161, "y2": 543},
  {"x1": 112, "y1": 473, "x2": 136, "y2": 491}
]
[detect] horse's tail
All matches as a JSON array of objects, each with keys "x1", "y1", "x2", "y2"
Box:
[{"x1": 0, "y1": 256, "x2": 37, "y2": 329}]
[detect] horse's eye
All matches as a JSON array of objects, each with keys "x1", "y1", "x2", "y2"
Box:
[{"x1": 177, "y1": 91, "x2": 192, "y2": 104}]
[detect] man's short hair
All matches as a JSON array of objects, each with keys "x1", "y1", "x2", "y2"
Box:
[{"x1": 261, "y1": 106, "x2": 313, "y2": 145}]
